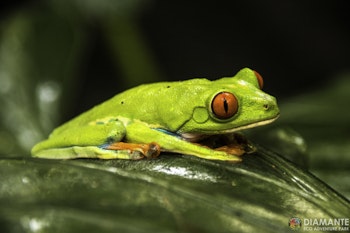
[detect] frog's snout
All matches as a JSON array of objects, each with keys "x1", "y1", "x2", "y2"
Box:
[
  {"x1": 263, "y1": 103, "x2": 271, "y2": 111},
  {"x1": 262, "y1": 97, "x2": 279, "y2": 115},
  {"x1": 262, "y1": 102, "x2": 277, "y2": 111}
]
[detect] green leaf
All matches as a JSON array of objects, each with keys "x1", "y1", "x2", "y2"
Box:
[{"x1": 1, "y1": 147, "x2": 348, "y2": 233}]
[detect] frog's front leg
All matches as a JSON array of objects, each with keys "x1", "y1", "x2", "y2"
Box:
[
  {"x1": 199, "y1": 133, "x2": 256, "y2": 156},
  {"x1": 31, "y1": 119, "x2": 160, "y2": 160}
]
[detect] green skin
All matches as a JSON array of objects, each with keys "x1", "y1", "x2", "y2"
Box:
[{"x1": 31, "y1": 68, "x2": 279, "y2": 162}]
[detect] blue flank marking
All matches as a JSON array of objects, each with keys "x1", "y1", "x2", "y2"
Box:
[
  {"x1": 98, "y1": 128, "x2": 181, "y2": 149},
  {"x1": 99, "y1": 144, "x2": 110, "y2": 149},
  {"x1": 154, "y1": 128, "x2": 181, "y2": 138},
  {"x1": 99, "y1": 136, "x2": 120, "y2": 149}
]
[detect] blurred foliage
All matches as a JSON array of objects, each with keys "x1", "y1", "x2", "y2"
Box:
[
  {"x1": 277, "y1": 75, "x2": 350, "y2": 199},
  {"x1": 0, "y1": 1, "x2": 349, "y2": 232},
  {"x1": 0, "y1": 0, "x2": 161, "y2": 155}
]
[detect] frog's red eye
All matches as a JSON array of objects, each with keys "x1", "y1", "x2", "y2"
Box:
[
  {"x1": 211, "y1": 92, "x2": 238, "y2": 119},
  {"x1": 254, "y1": 70, "x2": 264, "y2": 89}
]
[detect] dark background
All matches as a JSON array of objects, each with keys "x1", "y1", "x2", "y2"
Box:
[
  {"x1": 2, "y1": 0, "x2": 349, "y2": 119},
  {"x1": 140, "y1": 1, "x2": 350, "y2": 93},
  {"x1": 74, "y1": 0, "x2": 350, "y2": 118}
]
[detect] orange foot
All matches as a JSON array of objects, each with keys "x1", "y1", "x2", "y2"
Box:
[{"x1": 107, "y1": 142, "x2": 161, "y2": 159}]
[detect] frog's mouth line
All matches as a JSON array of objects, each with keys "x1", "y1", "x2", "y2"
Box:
[
  {"x1": 180, "y1": 114, "x2": 279, "y2": 142},
  {"x1": 221, "y1": 114, "x2": 280, "y2": 134}
]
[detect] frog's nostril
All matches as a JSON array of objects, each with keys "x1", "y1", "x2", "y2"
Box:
[{"x1": 263, "y1": 104, "x2": 270, "y2": 110}]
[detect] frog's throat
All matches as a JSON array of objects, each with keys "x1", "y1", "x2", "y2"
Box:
[{"x1": 180, "y1": 114, "x2": 279, "y2": 141}]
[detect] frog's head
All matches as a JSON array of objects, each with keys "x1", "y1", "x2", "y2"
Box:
[{"x1": 178, "y1": 68, "x2": 279, "y2": 138}]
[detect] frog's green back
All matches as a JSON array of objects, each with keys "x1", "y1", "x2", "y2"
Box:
[
  {"x1": 50, "y1": 67, "x2": 279, "y2": 138},
  {"x1": 50, "y1": 78, "x2": 213, "y2": 137}
]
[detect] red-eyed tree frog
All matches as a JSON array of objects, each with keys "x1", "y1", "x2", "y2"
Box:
[{"x1": 31, "y1": 68, "x2": 279, "y2": 162}]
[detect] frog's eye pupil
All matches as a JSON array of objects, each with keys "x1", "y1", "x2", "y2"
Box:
[
  {"x1": 211, "y1": 92, "x2": 238, "y2": 119},
  {"x1": 254, "y1": 70, "x2": 264, "y2": 89},
  {"x1": 223, "y1": 99, "x2": 228, "y2": 112}
]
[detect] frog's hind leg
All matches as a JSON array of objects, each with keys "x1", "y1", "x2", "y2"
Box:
[
  {"x1": 35, "y1": 142, "x2": 161, "y2": 160},
  {"x1": 100, "y1": 142, "x2": 161, "y2": 160},
  {"x1": 32, "y1": 119, "x2": 160, "y2": 160}
]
